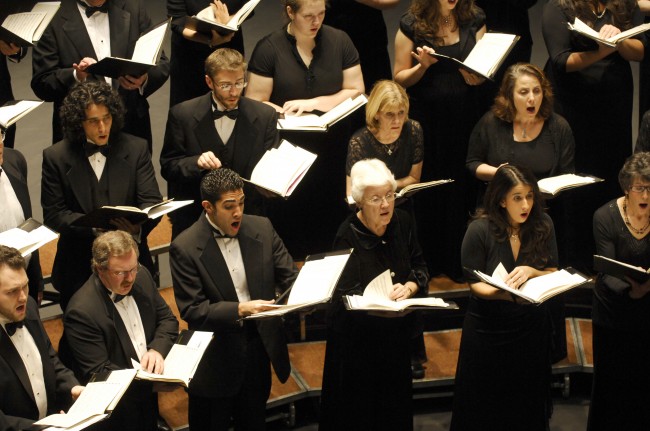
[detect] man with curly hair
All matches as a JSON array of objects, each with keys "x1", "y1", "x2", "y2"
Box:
[{"x1": 41, "y1": 81, "x2": 163, "y2": 310}]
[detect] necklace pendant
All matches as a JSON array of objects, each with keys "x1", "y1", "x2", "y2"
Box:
[{"x1": 387, "y1": 149, "x2": 392, "y2": 155}]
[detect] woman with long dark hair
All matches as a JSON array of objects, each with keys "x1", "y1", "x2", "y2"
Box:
[{"x1": 451, "y1": 165, "x2": 557, "y2": 430}]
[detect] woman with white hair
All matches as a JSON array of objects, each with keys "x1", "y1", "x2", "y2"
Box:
[{"x1": 319, "y1": 159, "x2": 429, "y2": 431}]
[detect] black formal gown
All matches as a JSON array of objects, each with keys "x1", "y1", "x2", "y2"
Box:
[{"x1": 588, "y1": 200, "x2": 650, "y2": 430}]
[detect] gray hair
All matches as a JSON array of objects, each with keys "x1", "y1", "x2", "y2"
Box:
[
  {"x1": 619, "y1": 151, "x2": 650, "y2": 192},
  {"x1": 350, "y1": 159, "x2": 397, "y2": 204}
]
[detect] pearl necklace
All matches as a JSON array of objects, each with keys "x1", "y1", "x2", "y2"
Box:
[{"x1": 623, "y1": 197, "x2": 650, "y2": 235}]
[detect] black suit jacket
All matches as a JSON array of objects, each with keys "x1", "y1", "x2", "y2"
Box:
[
  {"x1": 63, "y1": 270, "x2": 178, "y2": 383},
  {"x1": 41, "y1": 132, "x2": 163, "y2": 309},
  {"x1": 170, "y1": 214, "x2": 297, "y2": 397},
  {"x1": 30, "y1": 0, "x2": 170, "y2": 145},
  {"x1": 62, "y1": 270, "x2": 178, "y2": 431},
  {"x1": 160, "y1": 94, "x2": 279, "y2": 236},
  {"x1": 0, "y1": 297, "x2": 78, "y2": 431},
  {"x1": 2, "y1": 149, "x2": 44, "y2": 301}
]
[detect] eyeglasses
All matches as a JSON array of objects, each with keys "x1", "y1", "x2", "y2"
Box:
[
  {"x1": 216, "y1": 81, "x2": 247, "y2": 92},
  {"x1": 106, "y1": 263, "x2": 140, "y2": 278},
  {"x1": 630, "y1": 185, "x2": 650, "y2": 193},
  {"x1": 83, "y1": 114, "x2": 112, "y2": 127},
  {"x1": 365, "y1": 192, "x2": 396, "y2": 206}
]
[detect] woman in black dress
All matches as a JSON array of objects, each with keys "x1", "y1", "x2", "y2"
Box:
[
  {"x1": 394, "y1": 0, "x2": 486, "y2": 281},
  {"x1": 451, "y1": 165, "x2": 557, "y2": 431},
  {"x1": 589, "y1": 152, "x2": 650, "y2": 430},
  {"x1": 319, "y1": 159, "x2": 428, "y2": 431},
  {"x1": 466, "y1": 63, "x2": 574, "y2": 182},
  {"x1": 167, "y1": 0, "x2": 246, "y2": 107},
  {"x1": 542, "y1": 0, "x2": 645, "y2": 270},
  {"x1": 345, "y1": 80, "x2": 423, "y2": 199},
  {"x1": 467, "y1": 63, "x2": 575, "y2": 361},
  {"x1": 246, "y1": 0, "x2": 364, "y2": 260}
]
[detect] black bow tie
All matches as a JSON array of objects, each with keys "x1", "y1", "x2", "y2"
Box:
[
  {"x1": 212, "y1": 109, "x2": 238, "y2": 120},
  {"x1": 113, "y1": 292, "x2": 132, "y2": 303},
  {"x1": 5, "y1": 321, "x2": 24, "y2": 336},
  {"x1": 85, "y1": 142, "x2": 110, "y2": 158},
  {"x1": 77, "y1": 0, "x2": 109, "y2": 18}
]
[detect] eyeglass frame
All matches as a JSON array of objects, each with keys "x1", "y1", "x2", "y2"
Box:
[
  {"x1": 103, "y1": 263, "x2": 141, "y2": 278},
  {"x1": 215, "y1": 80, "x2": 248, "y2": 92},
  {"x1": 365, "y1": 192, "x2": 397, "y2": 206},
  {"x1": 629, "y1": 185, "x2": 650, "y2": 193}
]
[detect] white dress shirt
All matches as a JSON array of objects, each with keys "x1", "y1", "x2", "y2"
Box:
[
  {"x1": 205, "y1": 214, "x2": 251, "y2": 303},
  {"x1": 212, "y1": 97, "x2": 237, "y2": 144},
  {"x1": 109, "y1": 291, "x2": 149, "y2": 360},
  {"x1": 76, "y1": 1, "x2": 111, "y2": 85},
  {"x1": 1, "y1": 317, "x2": 47, "y2": 419}
]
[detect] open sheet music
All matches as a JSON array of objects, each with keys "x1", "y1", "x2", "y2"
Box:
[
  {"x1": 0, "y1": 100, "x2": 44, "y2": 129},
  {"x1": 344, "y1": 269, "x2": 455, "y2": 312},
  {"x1": 72, "y1": 199, "x2": 193, "y2": 230},
  {"x1": 33, "y1": 369, "x2": 137, "y2": 430},
  {"x1": 0, "y1": 2, "x2": 60, "y2": 47},
  {"x1": 191, "y1": 0, "x2": 260, "y2": 34},
  {"x1": 472, "y1": 263, "x2": 588, "y2": 304},
  {"x1": 428, "y1": 33, "x2": 519, "y2": 80},
  {"x1": 246, "y1": 140, "x2": 316, "y2": 197},
  {"x1": 537, "y1": 173, "x2": 604, "y2": 196},
  {"x1": 0, "y1": 218, "x2": 58, "y2": 257},
  {"x1": 86, "y1": 19, "x2": 170, "y2": 78},
  {"x1": 245, "y1": 249, "x2": 353, "y2": 319},
  {"x1": 277, "y1": 94, "x2": 368, "y2": 131},
  {"x1": 568, "y1": 18, "x2": 650, "y2": 47},
  {"x1": 593, "y1": 255, "x2": 650, "y2": 283},
  {"x1": 133, "y1": 330, "x2": 213, "y2": 387}
]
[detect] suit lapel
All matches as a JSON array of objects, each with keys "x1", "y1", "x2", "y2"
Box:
[
  {"x1": 238, "y1": 217, "x2": 263, "y2": 300},
  {"x1": 0, "y1": 326, "x2": 36, "y2": 406},
  {"x1": 93, "y1": 278, "x2": 140, "y2": 362},
  {"x1": 105, "y1": 141, "x2": 131, "y2": 205},
  {"x1": 231, "y1": 101, "x2": 256, "y2": 175},
  {"x1": 60, "y1": 0, "x2": 97, "y2": 60},
  {"x1": 198, "y1": 218, "x2": 239, "y2": 302},
  {"x1": 66, "y1": 150, "x2": 96, "y2": 214},
  {"x1": 107, "y1": 0, "x2": 131, "y2": 59},
  {"x1": 3, "y1": 165, "x2": 31, "y2": 219},
  {"x1": 194, "y1": 95, "x2": 222, "y2": 153}
]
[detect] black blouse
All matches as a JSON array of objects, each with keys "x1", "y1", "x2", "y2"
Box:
[{"x1": 248, "y1": 25, "x2": 360, "y2": 107}]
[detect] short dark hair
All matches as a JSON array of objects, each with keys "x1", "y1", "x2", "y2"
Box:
[
  {"x1": 492, "y1": 63, "x2": 553, "y2": 123},
  {"x1": 619, "y1": 152, "x2": 650, "y2": 192},
  {"x1": 200, "y1": 168, "x2": 244, "y2": 204},
  {"x1": 0, "y1": 245, "x2": 26, "y2": 272},
  {"x1": 91, "y1": 231, "x2": 139, "y2": 274},
  {"x1": 60, "y1": 80, "x2": 125, "y2": 144}
]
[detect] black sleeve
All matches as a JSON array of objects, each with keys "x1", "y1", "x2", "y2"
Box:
[
  {"x1": 542, "y1": 1, "x2": 573, "y2": 77},
  {"x1": 636, "y1": 110, "x2": 650, "y2": 153}
]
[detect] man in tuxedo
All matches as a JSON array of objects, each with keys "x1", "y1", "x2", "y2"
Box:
[
  {"x1": 41, "y1": 80, "x2": 163, "y2": 310},
  {"x1": 63, "y1": 230, "x2": 178, "y2": 431},
  {"x1": 0, "y1": 245, "x2": 82, "y2": 431},
  {"x1": 170, "y1": 168, "x2": 297, "y2": 430},
  {"x1": 0, "y1": 37, "x2": 26, "y2": 149},
  {"x1": 31, "y1": 0, "x2": 169, "y2": 149},
  {"x1": 160, "y1": 48, "x2": 279, "y2": 239},
  {"x1": 0, "y1": 130, "x2": 44, "y2": 303}
]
